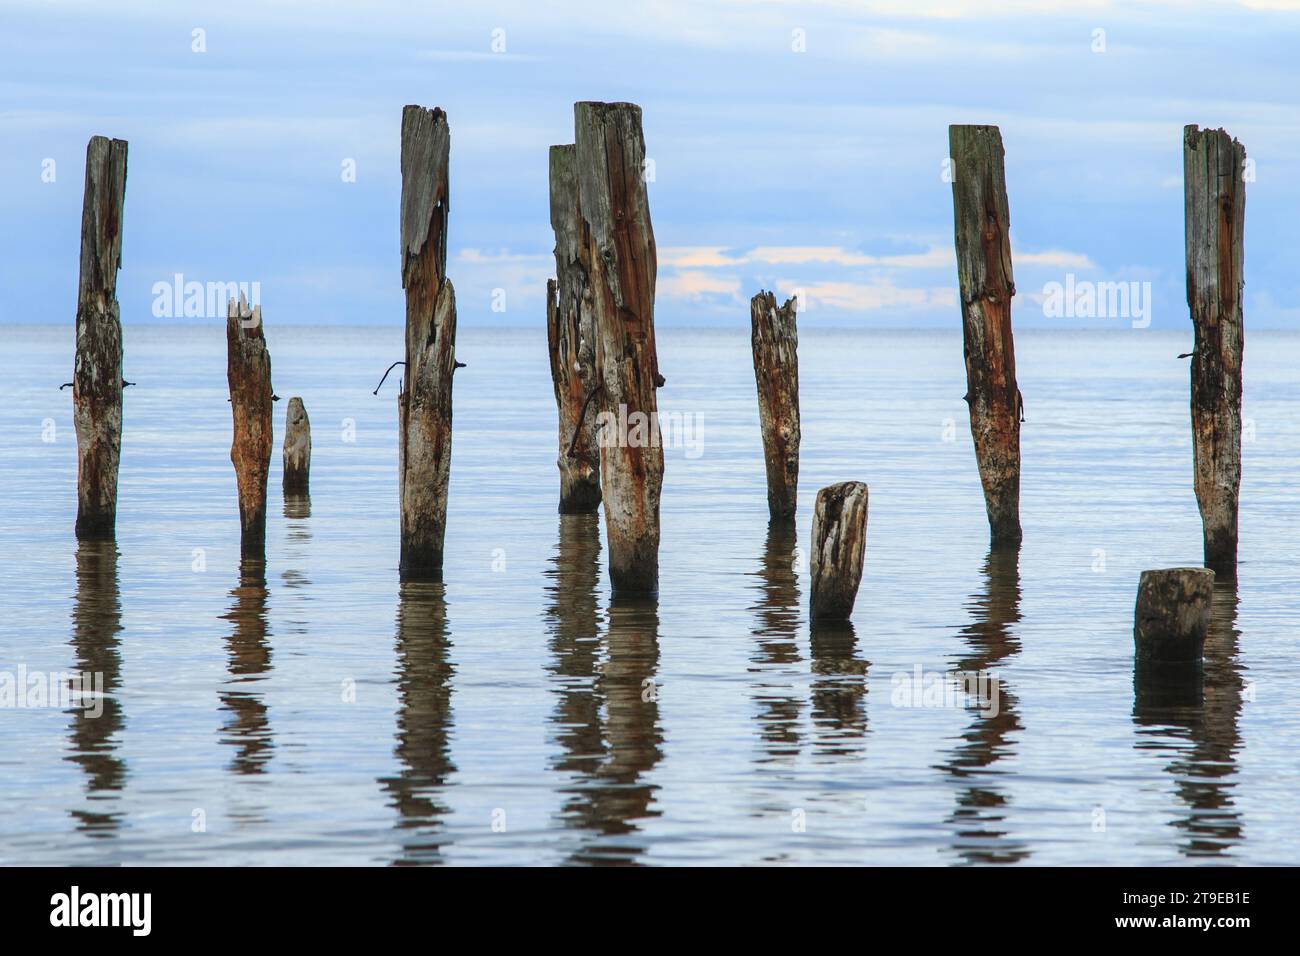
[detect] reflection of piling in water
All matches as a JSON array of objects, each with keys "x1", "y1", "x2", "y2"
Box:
[
  {"x1": 587, "y1": 594, "x2": 664, "y2": 863},
  {"x1": 546, "y1": 585, "x2": 662, "y2": 866},
  {"x1": 219, "y1": 560, "x2": 273, "y2": 775},
  {"x1": 941, "y1": 545, "x2": 1029, "y2": 864},
  {"x1": 1132, "y1": 581, "x2": 1245, "y2": 857},
  {"x1": 749, "y1": 522, "x2": 804, "y2": 763},
  {"x1": 380, "y1": 582, "x2": 455, "y2": 865},
  {"x1": 545, "y1": 514, "x2": 604, "y2": 787},
  {"x1": 68, "y1": 539, "x2": 125, "y2": 833},
  {"x1": 809, "y1": 620, "x2": 868, "y2": 757}
]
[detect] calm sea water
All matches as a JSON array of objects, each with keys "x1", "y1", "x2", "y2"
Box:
[{"x1": 3, "y1": 323, "x2": 1298, "y2": 866}]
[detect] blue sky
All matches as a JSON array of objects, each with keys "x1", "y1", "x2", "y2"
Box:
[{"x1": 3, "y1": 0, "x2": 1298, "y2": 328}]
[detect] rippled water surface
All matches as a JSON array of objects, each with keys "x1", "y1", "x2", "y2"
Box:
[{"x1": 3, "y1": 324, "x2": 1298, "y2": 865}]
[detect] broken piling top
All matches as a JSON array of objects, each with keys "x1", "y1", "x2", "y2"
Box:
[
  {"x1": 574, "y1": 101, "x2": 663, "y2": 594},
  {"x1": 400, "y1": 105, "x2": 450, "y2": 289},
  {"x1": 948, "y1": 124, "x2": 1022, "y2": 546},
  {"x1": 1134, "y1": 568, "x2": 1214, "y2": 664},
  {"x1": 73, "y1": 135, "x2": 129, "y2": 540},
  {"x1": 750, "y1": 290, "x2": 801, "y2": 522},
  {"x1": 810, "y1": 482, "x2": 869, "y2": 622},
  {"x1": 1183, "y1": 125, "x2": 1245, "y2": 580},
  {"x1": 573, "y1": 101, "x2": 658, "y2": 360},
  {"x1": 226, "y1": 292, "x2": 274, "y2": 560},
  {"x1": 282, "y1": 397, "x2": 311, "y2": 495},
  {"x1": 948, "y1": 126, "x2": 1014, "y2": 303}
]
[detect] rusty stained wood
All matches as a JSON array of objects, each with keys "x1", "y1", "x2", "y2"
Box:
[
  {"x1": 399, "y1": 104, "x2": 458, "y2": 582},
  {"x1": 750, "y1": 291, "x2": 800, "y2": 522},
  {"x1": 949, "y1": 124, "x2": 1022, "y2": 546},
  {"x1": 1184, "y1": 125, "x2": 1245, "y2": 580},
  {"x1": 73, "y1": 135, "x2": 128, "y2": 540},
  {"x1": 547, "y1": 143, "x2": 601, "y2": 514},
  {"x1": 282, "y1": 397, "x2": 311, "y2": 495},
  {"x1": 575, "y1": 101, "x2": 663, "y2": 594},
  {"x1": 227, "y1": 293, "x2": 274, "y2": 560},
  {"x1": 809, "y1": 481, "x2": 869, "y2": 622}
]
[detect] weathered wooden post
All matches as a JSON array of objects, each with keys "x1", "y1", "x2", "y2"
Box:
[
  {"x1": 547, "y1": 143, "x2": 601, "y2": 514},
  {"x1": 750, "y1": 291, "x2": 800, "y2": 522},
  {"x1": 1134, "y1": 567, "x2": 1214, "y2": 664},
  {"x1": 282, "y1": 397, "x2": 311, "y2": 495},
  {"x1": 949, "y1": 125, "x2": 1022, "y2": 546},
  {"x1": 72, "y1": 135, "x2": 128, "y2": 540},
  {"x1": 226, "y1": 293, "x2": 273, "y2": 560},
  {"x1": 399, "y1": 105, "x2": 458, "y2": 581},
  {"x1": 575, "y1": 101, "x2": 662, "y2": 593},
  {"x1": 809, "y1": 482, "x2": 869, "y2": 621},
  {"x1": 1184, "y1": 125, "x2": 1245, "y2": 580}
]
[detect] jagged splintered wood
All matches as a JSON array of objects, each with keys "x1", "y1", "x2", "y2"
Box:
[
  {"x1": 282, "y1": 397, "x2": 311, "y2": 495},
  {"x1": 73, "y1": 135, "x2": 128, "y2": 540},
  {"x1": 750, "y1": 291, "x2": 800, "y2": 522},
  {"x1": 226, "y1": 294, "x2": 273, "y2": 560},
  {"x1": 949, "y1": 124, "x2": 1022, "y2": 546},
  {"x1": 1134, "y1": 567, "x2": 1214, "y2": 664},
  {"x1": 399, "y1": 104, "x2": 458, "y2": 582},
  {"x1": 1184, "y1": 125, "x2": 1245, "y2": 580},
  {"x1": 547, "y1": 143, "x2": 601, "y2": 514},
  {"x1": 575, "y1": 101, "x2": 663, "y2": 594},
  {"x1": 810, "y1": 482, "x2": 869, "y2": 621}
]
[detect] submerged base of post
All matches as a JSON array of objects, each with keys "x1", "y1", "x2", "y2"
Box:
[{"x1": 1133, "y1": 567, "x2": 1214, "y2": 665}]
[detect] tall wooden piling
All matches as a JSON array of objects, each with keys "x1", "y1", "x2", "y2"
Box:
[
  {"x1": 226, "y1": 293, "x2": 273, "y2": 560},
  {"x1": 949, "y1": 125, "x2": 1022, "y2": 546},
  {"x1": 810, "y1": 482, "x2": 869, "y2": 621},
  {"x1": 1184, "y1": 125, "x2": 1245, "y2": 580},
  {"x1": 547, "y1": 143, "x2": 601, "y2": 514},
  {"x1": 750, "y1": 291, "x2": 800, "y2": 522},
  {"x1": 73, "y1": 135, "x2": 128, "y2": 540},
  {"x1": 575, "y1": 101, "x2": 662, "y2": 593},
  {"x1": 282, "y1": 397, "x2": 311, "y2": 495},
  {"x1": 399, "y1": 105, "x2": 458, "y2": 582}
]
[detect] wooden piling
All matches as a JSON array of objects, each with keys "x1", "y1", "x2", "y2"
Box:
[
  {"x1": 949, "y1": 125, "x2": 1022, "y2": 546},
  {"x1": 73, "y1": 135, "x2": 128, "y2": 540},
  {"x1": 547, "y1": 143, "x2": 601, "y2": 514},
  {"x1": 1184, "y1": 125, "x2": 1245, "y2": 580},
  {"x1": 226, "y1": 293, "x2": 273, "y2": 560},
  {"x1": 809, "y1": 482, "x2": 869, "y2": 621},
  {"x1": 1134, "y1": 567, "x2": 1214, "y2": 664},
  {"x1": 575, "y1": 101, "x2": 662, "y2": 593},
  {"x1": 750, "y1": 291, "x2": 801, "y2": 522},
  {"x1": 282, "y1": 397, "x2": 311, "y2": 495},
  {"x1": 399, "y1": 105, "x2": 458, "y2": 582}
]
